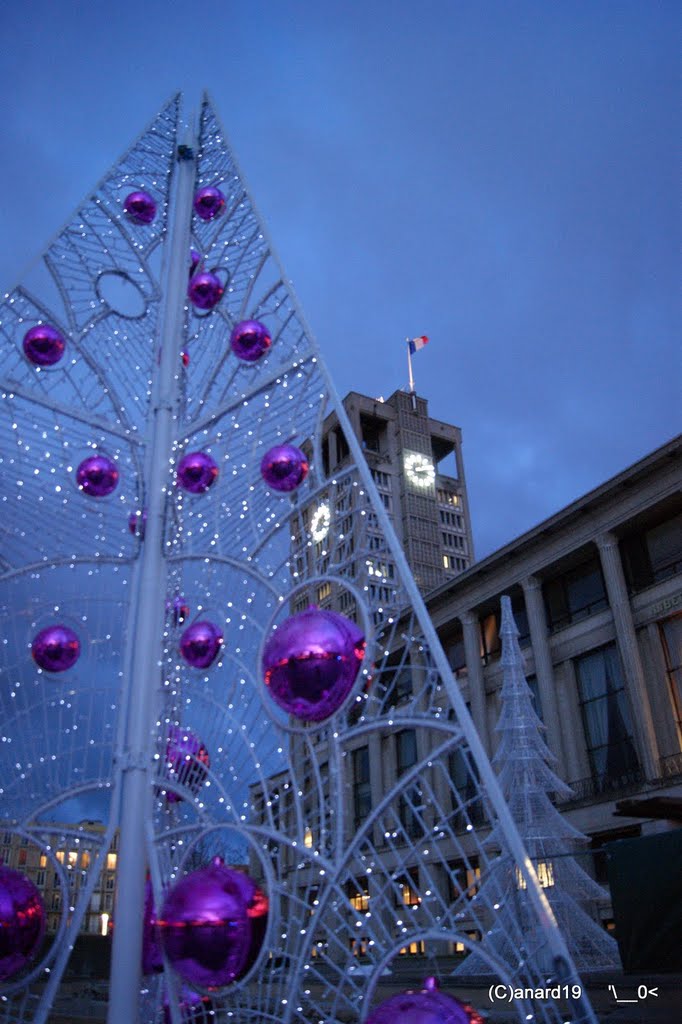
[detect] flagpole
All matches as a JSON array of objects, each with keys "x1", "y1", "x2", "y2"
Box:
[{"x1": 406, "y1": 337, "x2": 415, "y2": 393}]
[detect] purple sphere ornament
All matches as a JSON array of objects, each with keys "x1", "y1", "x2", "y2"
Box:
[
  {"x1": 32, "y1": 625, "x2": 80, "y2": 673},
  {"x1": 180, "y1": 620, "x2": 223, "y2": 669},
  {"x1": 163, "y1": 726, "x2": 210, "y2": 804},
  {"x1": 188, "y1": 270, "x2": 223, "y2": 310},
  {"x1": 366, "y1": 979, "x2": 484, "y2": 1024},
  {"x1": 230, "y1": 319, "x2": 272, "y2": 363},
  {"x1": 177, "y1": 451, "x2": 219, "y2": 494},
  {"x1": 22, "y1": 324, "x2": 65, "y2": 366},
  {"x1": 260, "y1": 444, "x2": 309, "y2": 493},
  {"x1": 158, "y1": 858, "x2": 252, "y2": 988},
  {"x1": 76, "y1": 454, "x2": 119, "y2": 498},
  {"x1": 262, "y1": 607, "x2": 365, "y2": 722},
  {"x1": 193, "y1": 186, "x2": 226, "y2": 221},
  {"x1": 142, "y1": 876, "x2": 163, "y2": 975},
  {"x1": 0, "y1": 866, "x2": 46, "y2": 981},
  {"x1": 123, "y1": 190, "x2": 157, "y2": 225}
]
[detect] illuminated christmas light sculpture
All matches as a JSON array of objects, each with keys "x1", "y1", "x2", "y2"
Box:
[{"x1": 0, "y1": 94, "x2": 598, "y2": 1024}]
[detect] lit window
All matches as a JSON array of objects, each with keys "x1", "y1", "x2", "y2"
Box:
[
  {"x1": 55, "y1": 851, "x2": 65, "y2": 864},
  {"x1": 81, "y1": 851, "x2": 90, "y2": 869},
  {"x1": 304, "y1": 827, "x2": 313, "y2": 849},
  {"x1": 67, "y1": 851, "x2": 77, "y2": 867},
  {"x1": 39, "y1": 854, "x2": 47, "y2": 868},
  {"x1": 107, "y1": 853, "x2": 117, "y2": 871},
  {"x1": 516, "y1": 861, "x2": 555, "y2": 889}
]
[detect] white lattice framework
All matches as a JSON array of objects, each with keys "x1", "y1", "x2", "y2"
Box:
[{"x1": 0, "y1": 94, "x2": 599, "y2": 1024}]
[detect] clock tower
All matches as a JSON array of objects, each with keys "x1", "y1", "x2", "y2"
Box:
[{"x1": 303, "y1": 387, "x2": 474, "y2": 596}]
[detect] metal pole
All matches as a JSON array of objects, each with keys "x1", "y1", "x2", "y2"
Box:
[
  {"x1": 107, "y1": 116, "x2": 196, "y2": 1024},
  {"x1": 406, "y1": 338, "x2": 415, "y2": 393}
]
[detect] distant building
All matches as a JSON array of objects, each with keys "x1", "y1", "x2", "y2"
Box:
[{"x1": 0, "y1": 823, "x2": 118, "y2": 936}]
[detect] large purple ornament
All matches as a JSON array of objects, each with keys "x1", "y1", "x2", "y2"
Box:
[
  {"x1": 76, "y1": 454, "x2": 119, "y2": 497},
  {"x1": 163, "y1": 726, "x2": 210, "y2": 804},
  {"x1": 158, "y1": 858, "x2": 252, "y2": 988},
  {"x1": 188, "y1": 271, "x2": 223, "y2": 310},
  {"x1": 230, "y1": 319, "x2": 272, "y2": 363},
  {"x1": 366, "y1": 978, "x2": 484, "y2": 1024},
  {"x1": 193, "y1": 186, "x2": 226, "y2": 221},
  {"x1": 180, "y1": 620, "x2": 223, "y2": 669},
  {"x1": 176, "y1": 451, "x2": 219, "y2": 494},
  {"x1": 123, "y1": 190, "x2": 157, "y2": 225},
  {"x1": 262, "y1": 607, "x2": 365, "y2": 721},
  {"x1": 32, "y1": 625, "x2": 80, "y2": 673},
  {"x1": 260, "y1": 444, "x2": 309, "y2": 493},
  {"x1": 0, "y1": 866, "x2": 46, "y2": 981},
  {"x1": 22, "y1": 324, "x2": 65, "y2": 366}
]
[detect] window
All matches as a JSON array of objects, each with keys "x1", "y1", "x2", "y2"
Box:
[
  {"x1": 437, "y1": 489, "x2": 459, "y2": 507},
  {"x1": 385, "y1": 665, "x2": 412, "y2": 705},
  {"x1": 396, "y1": 730, "x2": 423, "y2": 837},
  {"x1": 544, "y1": 557, "x2": 608, "y2": 631},
  {"x1": 659, "y1": 615, "x2": 682, "y2": 740},
  {"x1": 36, "y1": 870, "x2": 45, "y2": 887},
  {"x1": 575, "y1": 644, "x2": 640, "y2": 788},
  {"x1": 621, "y1": 513, "x2": 682, "y2": 592},
  {"x1": 447, "y1": 858, "x2": 480, "y2": 902},
  {"x1": 479, "y1": 612, "x2": 501, "y2": 664},
  {"x1": 106, "y1": 853, "x2": 117, "y2": 871},
  {"x1": 18, "y1": 849, "x2": 27, "y2": 867},
  {"x1": 516, "y1": 861, "x2": 555, "y2": 888},
  {"x1": 526, "y1": 674, "x2": 543, "y2": 722},
  {"x1": 448, "y1": 749, "x2": 483, "y2": 827},
  {"x1": 397, "y1": 866, "x2": 420, "y2": 907},
  {"x1": 346, "y1": 880, "x2": 369, "y2": 912},
  {"x1": 352, "y1": 747, "x2": 371, "y2": 828}
]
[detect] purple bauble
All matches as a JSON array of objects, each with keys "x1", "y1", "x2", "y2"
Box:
[
  {"x1": 188, "y1": 271, "x2": 223, "y2": 310},
  {"x1": 32, "y1": 625, "x2": 80, "y2": 673},
  {"x1": 163, "y1": 726, "x2": 210, "y2": 804},
  {"x1": 158, "y1": 859, "x2": 252, "y2": 988},
  {"x1": 22, "y1": 324, "x2": 65, "y2": 366},
  {"x1": 193, "y1": 186, "x2": 226, "y2": 221},
  {"x1": 163, "y1": 986, "x2": 213, "y2": 1024},
  {"x1": 128, "y1": 507, "x2": 147, "y2": 538},
  {"x1": 262, "y1": 607, "x2": 365, "y2": 722},
  {"x1": 123, "y1": 190, "x2": 157, "y2": 225},
  {"x1": 230, "y1": 319, "x2": 272, "y2": 363},
  {"x1": 76, "y1": 454, "x2": 119, "y2": 498},
  {"x1": 366, "y1": 979, "x2": 483, "y2": 1024},
  {"x1": 260, "y1": 444, "x2": 309, "y2": 493},
  {"x1": 176, "y1": 451, "x2": 219, "y2": 494},
  {"x1": 142, "y1": 876, "x2": 163, "y2": 975},
  {"x1": 180, "y1": 620, "x2": 223, "y2": 669},
  {"x1": 0, "y1": 866, "x2": 46, "y2": 981}
]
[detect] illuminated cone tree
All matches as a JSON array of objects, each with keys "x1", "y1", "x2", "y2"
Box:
[
  {"x1": 457, "y1": 596, "x2": 619, "y2": 977},
  {"x1": 0, "y1": 95, "x2": 599, "y2": 1024}
]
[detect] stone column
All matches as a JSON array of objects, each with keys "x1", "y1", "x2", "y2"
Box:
[
  {"x1": 596, "y1": 532, "x2": 660, "y2": 778},
  {"x1": 459, "y1": 610, "x2": 490, "y2": 752},
  {"x1": 521, "y1": 575, "x2": 566, "y2": 775}
]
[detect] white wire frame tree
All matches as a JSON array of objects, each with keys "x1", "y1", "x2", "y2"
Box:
[{"x1": 0, "y1": 94, "x2": 599, "y2": 1024}]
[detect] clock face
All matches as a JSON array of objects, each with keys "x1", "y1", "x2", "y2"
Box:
[
  {"x1": 404, "y1": 452, "x2": 435, "y2": 488},
  {"x1": 310, "y1": 503, "x2": 331, "y2": 542}
]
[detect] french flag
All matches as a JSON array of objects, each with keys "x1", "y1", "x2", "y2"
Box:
[{"x1": 408, "y1": 335, "x2": 429, "y2": 354}]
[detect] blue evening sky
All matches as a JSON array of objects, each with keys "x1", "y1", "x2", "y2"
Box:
[{"x1": 1, "y1": 0, "x2": 679, "y2": 558}]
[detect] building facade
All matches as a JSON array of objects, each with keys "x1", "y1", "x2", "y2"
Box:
[{"x1": 251, "y1": 434, "x2": 682, "y2": 953}]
